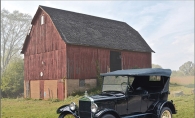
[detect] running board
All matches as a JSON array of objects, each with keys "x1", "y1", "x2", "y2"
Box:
[{"x1": 121, "y1": 113, "x2": 157, "y2": 118}]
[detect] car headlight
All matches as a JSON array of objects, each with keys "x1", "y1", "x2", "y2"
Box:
[
  {"x1": 91, "y1": 103, "x2": 98, "y2": 113},
  {"x1": 69, "y1": 102, "x2": 76, "y2": 111}
]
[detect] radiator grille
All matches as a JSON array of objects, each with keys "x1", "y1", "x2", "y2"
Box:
[{"x1": 79, "y1": 101, "x2": 91, "y2": 118}]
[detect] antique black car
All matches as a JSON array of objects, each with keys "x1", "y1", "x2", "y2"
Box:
[{"x1": 57, "y1": 68, "x2": 176, "y2": 118}]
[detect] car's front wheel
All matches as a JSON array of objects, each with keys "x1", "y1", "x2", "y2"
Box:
[
  {"x1": 58, "y1": 113, "x2": 75, "y2": 118},
  {"x1": 160, "y1": 107, "x2": 172, "y2": 118},
  {"x1": 101, "y1": 114, "x2": 116, "y2": 118}
]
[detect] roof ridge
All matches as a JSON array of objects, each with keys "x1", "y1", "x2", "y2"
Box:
[{"x1": 39, "y1": 5, "x2": 127, "y2": 24}]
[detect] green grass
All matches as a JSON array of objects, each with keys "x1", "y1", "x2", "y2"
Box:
[
  {"x1": 168, "y1": 84, "x2": 194, "y2": 118},
  {"x1": 1, "y1": 85, "x2": 194, "y2": 118},
  {"x1": 1, "y1": 96, "x2": 81, "y2": 118}
]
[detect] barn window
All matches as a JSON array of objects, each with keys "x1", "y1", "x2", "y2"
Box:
[
  {"x1": 41, "y1": 15, "x2": 44, "y2": 25},
  {"x1": 79, "y1": 79, "x2": 85, "y2": 87}
]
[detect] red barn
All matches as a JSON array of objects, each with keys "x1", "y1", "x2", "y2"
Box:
[{"x1": 21, "y1": 5, "x2": 154, "y2": 100}]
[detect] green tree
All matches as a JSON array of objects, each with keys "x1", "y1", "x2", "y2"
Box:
[
  {"x1": 1, "y1": 57, "x2": 24, "y2": 98},
  {"x1": 1, "y1": 9, "x2": 31, "y2": 73},
  {"x1": 179, "y1": 61, "x2": 194, "y2": 76},
  {"x1": 152, "y1": 64, "x2": 162, "y2": 68}
]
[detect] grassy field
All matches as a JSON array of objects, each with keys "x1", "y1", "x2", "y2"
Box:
[
  {"x1": 168, "y1": 84, "x2": 194, "y2": 118},
  {"x1": 1, "y1": 96, "x2": 81, "y2": 118},
  {"x1": 1, "y1": 84, "x2": 194, "y2": 118}
]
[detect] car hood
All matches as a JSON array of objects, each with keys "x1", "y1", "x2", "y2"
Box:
[
  {"x1": 79, "y1": 93, "x2": 124, "y2": 112},
  {"x1": 90, "y1": 93, "x2": 125, "y2": 102}
]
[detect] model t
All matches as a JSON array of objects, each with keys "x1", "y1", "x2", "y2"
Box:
[{"x1": 57, "y1": 68, "x2": 176, "y2": 118}]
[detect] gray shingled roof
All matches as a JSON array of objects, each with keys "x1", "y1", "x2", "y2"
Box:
[{"x1": 40, "y1": 5, "x2": 154, "y2": 52}]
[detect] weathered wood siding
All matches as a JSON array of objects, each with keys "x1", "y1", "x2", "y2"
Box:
[
  {"x1": 122, "y1": 51, "x2": 151, "y2": 69},
  {"x1": 66, "y1": 45, "x2": 151, "y2": 79},
  {"x1": 24, "y1": 10, "x2": 66, "y2": 81},
  {"x1": 66, "y1": 45, "x2": 110, "y2": 79}
]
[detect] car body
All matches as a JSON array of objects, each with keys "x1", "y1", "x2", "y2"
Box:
[{"x1": 57, "y1": 68, "x2": 177, "y2": 118}]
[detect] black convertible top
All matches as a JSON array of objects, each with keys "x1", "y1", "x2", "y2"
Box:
[{"x1": 100, "y1": 68, "x2": 172, "y2": 77}]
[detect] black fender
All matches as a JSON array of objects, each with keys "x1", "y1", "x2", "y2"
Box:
[
  {"x1": 56, "y1": 104, "x2": 79, "y2": 117},
  {"x1": 94, "y1": 108, "x2": 121, "y2": 118},
  {"x1": 56, "y1": 105, "x2": 70, "y2": 114},
  {"x1": 153, "y1": 101, "x2": 176, "y2": 116}
]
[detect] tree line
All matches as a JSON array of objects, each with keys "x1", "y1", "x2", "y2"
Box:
[{"x1": 1, "y1": 9, "x2": 31, "y2": 98}]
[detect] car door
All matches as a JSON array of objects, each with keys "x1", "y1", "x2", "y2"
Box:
[
  {"x1": 127, "y1": 95, "x2": 142, "y2": 114},
  {"x1": 140, "y1": 93, "x2": 149, "y2": 112},
  {"x1": 116, "y1": 97, "x2": 128, "y2": 115}
]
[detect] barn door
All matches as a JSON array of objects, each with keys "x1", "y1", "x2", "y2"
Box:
[
  {"x1": 30, "y1": 80, "x2": 40, "y2": 99},
  {"x1": 110, "y1": 51, "x2": 121, "y2": 72},
  {"x1": 57, "y1": 81, "x2": 64, "y2": 100}
]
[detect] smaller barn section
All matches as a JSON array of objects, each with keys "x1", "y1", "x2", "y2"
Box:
[{"x1": 21, "y1": 5, "x2": 154, "y2": 100}]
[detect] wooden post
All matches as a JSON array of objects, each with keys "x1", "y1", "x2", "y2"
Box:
[{"x1": 64, "y1": 77, "x2": 67, "y2": 100}]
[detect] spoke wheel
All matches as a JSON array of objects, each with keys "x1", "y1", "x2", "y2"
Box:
[{"x1": 160, "y1": 107, "x2": 172, "y2": 118}]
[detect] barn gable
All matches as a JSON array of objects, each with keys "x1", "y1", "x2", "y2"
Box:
[{"x1": 21, "y1": 7, "x2": 66, "y2": 54}]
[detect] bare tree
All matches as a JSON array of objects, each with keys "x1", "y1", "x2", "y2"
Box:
[{"x1": 1, "y1": 9, "x2": 32, "y2": 73}]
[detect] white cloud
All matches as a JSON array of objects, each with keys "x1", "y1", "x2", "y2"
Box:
[
  {"x1": 132, "y1": 16, "x2": 154, "y2": 31},
  {"x1": 148, "y1": 2, "x2": 194, "y2": 41},
  {"x1": 172, "y1": 33, "x2": 193, "y2": 45},
  {"x1": 173, "y1": 33, "x2": 194, "y2": 55},
  {"x1": 140, "y1": 2, "x2": 171, "y2": 15}
]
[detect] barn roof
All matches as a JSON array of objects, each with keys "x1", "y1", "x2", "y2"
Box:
[{"x1": 22, "y1": 5, "x2": 154, "y2": 53}]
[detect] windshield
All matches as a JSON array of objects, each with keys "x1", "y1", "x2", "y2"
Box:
[{"x1": 102, "y1": 76, "x2": 128, "y2": 93}]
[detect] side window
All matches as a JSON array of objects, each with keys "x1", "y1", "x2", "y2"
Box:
[
  {"x1": 79, "y1": 79, "x2": 85, "y2": 87},
  {"x1": 41, "y1": 15, "x2": 44, "y2": 25}
]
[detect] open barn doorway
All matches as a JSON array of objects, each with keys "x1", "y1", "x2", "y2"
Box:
[{"x1": 110, "y1": 51, "x2": 121, "y2": 72}]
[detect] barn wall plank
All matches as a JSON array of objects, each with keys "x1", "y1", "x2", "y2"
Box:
[
  {"x1": 121, "y1": 51, "x2": 151, "y2": 69},
  {"x1": 66, "y1": 45, "x2": 110, "y2": 79}
]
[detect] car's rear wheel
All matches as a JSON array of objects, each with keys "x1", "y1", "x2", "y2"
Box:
[
  {"x1": 58, "y1": 113, "x2": 75, "y2": 118},
  {"x1": 101, "y1": 114, "x2": 116, "y2": 118},
  {"x1": 160, "y1": 107, "x2": 172, "y2": 118}
]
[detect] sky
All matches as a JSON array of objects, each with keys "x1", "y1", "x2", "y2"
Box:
[{"x1": 1, "y1": 1, "x2": 194, "y2": 70}]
